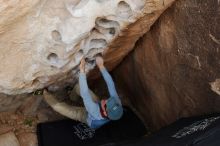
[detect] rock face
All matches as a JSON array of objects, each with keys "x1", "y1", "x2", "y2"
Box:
[
  {"x1": 17, "y1": 133, "x2": 38, "y2": 146},
  {"x1": 113, "y1": 0, "x2": 220, "y2": 130},
  {"x1": 0, "y1": 0, "x2": 175, "y2": 95},
  {"x1": 0, "y1": 132, "x2": 20, "y2": 146}
]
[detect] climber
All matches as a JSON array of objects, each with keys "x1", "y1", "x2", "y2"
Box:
[
  {"x1": 42, "y1": 55, "x2": 123, "y2": 129},
  {"x1": 78, "y1": 55, "x2": 123, "y2": 129}
]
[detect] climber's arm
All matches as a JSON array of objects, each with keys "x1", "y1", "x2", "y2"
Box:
[
  {"x1": 96, "y1": 56, "x2": 121, "y2": 104},
  {"x1": 100, "y1": 67, "x2": 121, "y2": 104},
  {"x1": 79, "y1": 58, "x2": 101, "y2": 118},
  {"x1": 79, "y1": 73, "x2": 100, "y2": 118}
]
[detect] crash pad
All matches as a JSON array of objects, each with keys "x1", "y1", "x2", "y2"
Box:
[{"x1": 37, "y1": 107, "x2": 147, "y2": 146}]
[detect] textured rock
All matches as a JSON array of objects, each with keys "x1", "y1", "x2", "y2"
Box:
[
  {"x1": 210, "y1": 79, "x2": 220, "y2": 95},
  {"x1": 0, "y1": 112, "x2": 38, "y2": 136},
  {"x1": 113, "y1": 0, "x2": 220, "y2": 130},
  {"x1": 0, "y1": 0, "x2": 175, "y2": 94},
  {"x1": 0, "y1": 132, "x2": 20, "y2": 146},
  {"x1": 18, "y1": 95, "x2": 43, "y2": 116},
  {"x1": 0, "y1": 94, "x2": 29, "y2": 112},
  {"x1": 0, "y1": 125, "x2": 13, "y2": 135},
  {"x1": 17, "y1": 133, "x2": 37, "y2": 146}
]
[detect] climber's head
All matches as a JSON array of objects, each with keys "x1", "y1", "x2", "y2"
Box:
[{"x1": 101, "y1": 97, "x2": 123, "y2": 120}]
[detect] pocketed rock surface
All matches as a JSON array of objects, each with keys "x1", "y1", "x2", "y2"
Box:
[{"x1": 0, "y1": 0, "x2": 175, "y2": 95}]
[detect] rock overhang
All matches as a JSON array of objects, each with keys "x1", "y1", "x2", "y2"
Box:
[{"x1": 0, "y1": 0, "x2": 175, "y2": 94}]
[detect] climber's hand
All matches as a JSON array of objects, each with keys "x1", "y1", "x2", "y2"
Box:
[
  {"x1": 80, "y1": 58, "x2": 86, "y2": 73},
  {"x1": 96, "y1": 55, "x2": 104, "y2": 70}
]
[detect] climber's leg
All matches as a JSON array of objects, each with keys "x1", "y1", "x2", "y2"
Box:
[{"x1": 43, "y1": 90, "x2": 87, "y2": 123}]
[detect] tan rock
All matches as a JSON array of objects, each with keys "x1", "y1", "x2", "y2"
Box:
[
  {"x1": 18, "y1": 95, "x2": 43, "y2": 116},
  {"x1": 0, "y1": 94, "x2": 29, "y2": 112},
  {"x1": 17, "y1": 133, "x2": 37, "y2": 146},
  {"x1": 0, "y1": 132, "x2": 20, "y2": 146},
  {"x1": 0, "y1": 0, "x2": 175, "y2": 95},
  {"x1": 210, "y1": 79, "x2": 220, "y2": 96},
  {"x1": 0, "y1": 125, "x2": 13, "y2": 135}
]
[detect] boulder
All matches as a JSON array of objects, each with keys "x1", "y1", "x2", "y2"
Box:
[
  {"x1": 0, "y1": 0, "x2": 175, "y2": 94},
  {"x1": 113, "y1": 0, "x2": 220, "y2": 130}
]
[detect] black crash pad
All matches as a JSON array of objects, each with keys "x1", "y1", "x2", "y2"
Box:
[
  {"x1": 122, "y1": 113, "x2": 220, "y2": 146},
  {"x1": 37, "y1": 107, "x2": 147, "y2": 146},
  {"x1": 146, "y1": 113, "x2": 220, "y2": 146}
]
